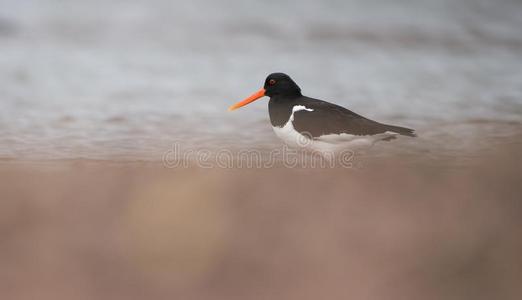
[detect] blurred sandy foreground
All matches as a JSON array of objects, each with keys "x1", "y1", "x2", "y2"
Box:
[{"x1": 1, "y1": 144, "x2": 521, "y2": 300}]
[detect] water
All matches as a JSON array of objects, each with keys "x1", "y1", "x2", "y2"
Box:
[
  {"x1": 1, "y1": 3, "x2": 522, "y2": 297},
  {"x1": 0, "y1": 0, "x2": 521, "y2": 161}
]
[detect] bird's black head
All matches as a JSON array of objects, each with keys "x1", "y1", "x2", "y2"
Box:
[
  {"x1": 228, "y1": 73, "x2": 302, "y2": 111},
  {"x1": 263, "y1": 73, "x2": 302, "y2": 97}
]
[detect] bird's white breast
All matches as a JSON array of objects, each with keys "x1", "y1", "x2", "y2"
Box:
[{"x1": 272, "y1": 105, "x2": 314, "y2": 148}]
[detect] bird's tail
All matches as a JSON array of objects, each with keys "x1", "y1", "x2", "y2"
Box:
[{"x1": 384, "y1": 124, "x2": 416, "y2": 137}]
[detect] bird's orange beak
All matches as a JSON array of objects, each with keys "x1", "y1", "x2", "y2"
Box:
[{"x1": 228, "y1": 88, "x2": 266, "y2": 111}]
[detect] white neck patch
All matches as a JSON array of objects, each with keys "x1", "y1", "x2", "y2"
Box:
[{"x1": 289, "y1": 105, "x2": 314, "y2": 122}]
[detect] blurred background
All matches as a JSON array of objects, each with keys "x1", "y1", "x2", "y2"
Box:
[
  {"x1": 1, "y1": 0, "x2": 521, "y2": 160},
  {"x1": 1, "y1": 0, "x2": 521, "y2": 299}
]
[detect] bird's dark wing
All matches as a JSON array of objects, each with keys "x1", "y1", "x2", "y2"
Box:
[{"x1": 292, "y1": 97, "x2": 414, "y2": 138}]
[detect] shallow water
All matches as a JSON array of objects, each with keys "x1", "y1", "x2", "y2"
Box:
[
  {"x1": 0, "y1": 0, "x2": 521, "y2": 162},
  {"x1": 1, "y1": 2, "x2": 522, "y2": 298}
]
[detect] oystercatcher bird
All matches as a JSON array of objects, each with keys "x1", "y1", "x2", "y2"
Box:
[{"x1": 229, "y1": 73, "x2": 415, "y2": 154}]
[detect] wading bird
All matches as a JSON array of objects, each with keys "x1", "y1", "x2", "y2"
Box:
[{"x1": 229, "y1": 73, "x2": 415, "y2": 155}]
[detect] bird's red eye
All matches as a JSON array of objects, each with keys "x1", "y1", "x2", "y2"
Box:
[{"x1": 269, "y1": 79, "x2": 276, "y2": 85}]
